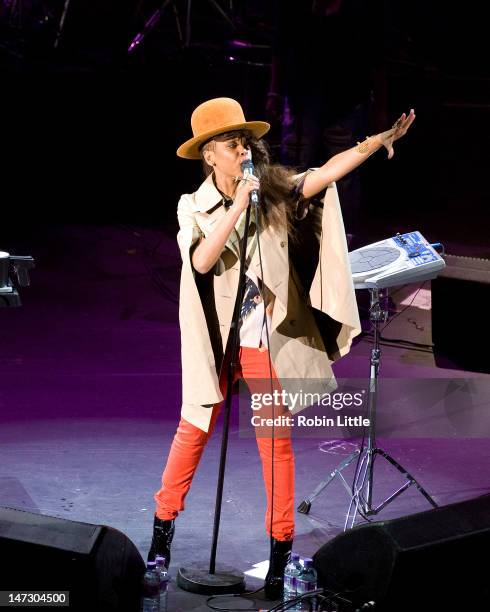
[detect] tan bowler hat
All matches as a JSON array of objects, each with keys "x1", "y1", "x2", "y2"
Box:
[{"x1": 176, "y1": 97, "x2": 270, "y2": 160}]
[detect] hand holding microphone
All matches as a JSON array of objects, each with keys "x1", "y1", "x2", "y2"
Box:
[{"x1": 233, "y1": 150, "x2": 260, "y2": 212}]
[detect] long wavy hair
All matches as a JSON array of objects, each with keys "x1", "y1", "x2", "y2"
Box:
[{"x1": 200, "y1": 130, "x2": 300, "y2": 238}]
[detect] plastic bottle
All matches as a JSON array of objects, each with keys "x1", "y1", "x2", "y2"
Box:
[
  {"x1": 283, "y1": 552, "x2": 302, "y2": 609},
  {"x1": 141, "y1": 561, "x2": 160, "y2": 612},
  {"x1": 296, "y1": 557, "x2": 318, "y2": 611},
  {"x1": 155, "y1": 555, "x2": 169, "y2": 612}
]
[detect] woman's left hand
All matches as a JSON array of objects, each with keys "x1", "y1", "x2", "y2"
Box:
[{"x1": 380, "y1": 109, "x2": 416, "y2": 159}]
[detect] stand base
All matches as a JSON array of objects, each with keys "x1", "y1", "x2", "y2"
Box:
[
  {"x1": 360, "y1": 447, "x2": 438, "y2": 516},
  {"x1": 298, "y1": 446, "x2": 437, "y2": 528},
  {"x1": 177, "y1": 565, "x2": 245, "y2": 595}
]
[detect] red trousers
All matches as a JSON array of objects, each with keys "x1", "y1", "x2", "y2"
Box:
[{"x1": 154, "y1": 346, "x2": 295, "y2": 541}]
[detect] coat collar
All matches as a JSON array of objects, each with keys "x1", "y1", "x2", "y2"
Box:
[{"x1": 194, "y1": 173, "x2": 225, "y2": 212}]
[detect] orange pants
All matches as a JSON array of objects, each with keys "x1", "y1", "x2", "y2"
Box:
[{"x1": 154, "y1": 346, "x2": 295, "y2": 541}]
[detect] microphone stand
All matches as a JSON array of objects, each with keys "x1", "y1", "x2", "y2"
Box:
[{"x1": 177, "y1": 187, "x2": 256, "y2": 595}]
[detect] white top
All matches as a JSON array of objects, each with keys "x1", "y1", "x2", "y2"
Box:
[{"x1": 239, "y1": 267, "x2": 272, "y2": 348}]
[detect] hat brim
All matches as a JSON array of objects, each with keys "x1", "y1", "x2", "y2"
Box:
[{"x1": 176, "y1": 121, "x2": 270, "y2": 159}]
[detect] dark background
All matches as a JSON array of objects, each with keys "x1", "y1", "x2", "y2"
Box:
[{"x1": 1, "y1": 0, "x2": 489, "y2": 256}]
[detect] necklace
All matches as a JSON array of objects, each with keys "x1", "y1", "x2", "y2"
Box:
[{"x1": 212, "y1": 173, "x2": 235, "y2": 208}]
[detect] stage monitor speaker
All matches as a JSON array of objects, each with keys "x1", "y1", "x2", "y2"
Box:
[
  {"x1": 0, "y1": 507, "x2": 145, "y2": 611},
  {"x1": 313, "y1": 494, "x2": 490, "y2": 611},
  {"x1": 432, "y1": 253, "x2": 490, "y2": 374}
]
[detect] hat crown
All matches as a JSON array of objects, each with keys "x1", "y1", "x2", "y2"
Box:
[
  {"x1": 191, "y1": 98, "x2": 246, "y2": 138},
  {"x1": 177, "y1": 97, "x2": 269, "y2": 159}
]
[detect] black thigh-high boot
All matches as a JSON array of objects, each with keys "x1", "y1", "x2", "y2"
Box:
[
  {"x1": 147, "y1": 515, "x2": 175, "y2": 567},
  {"x1": 264, "y1": 537, "x2": 293, "y2": 600}
]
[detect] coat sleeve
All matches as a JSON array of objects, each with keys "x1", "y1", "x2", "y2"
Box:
[
  {"x1": 290, "y1": 173, "x2": 361, "y2": 360},
  {"x1": 176, "y1": 194, "x2": 204, "y2": 265},
  {"x1": 176, "y1": 195, "x2": 223, "y2": 424},
  {"x1": 177, "y1": 195, "x2": 229, "y2": 276},
  {"x1": 310, "y1": 181, "x2": 361, "y2": 359}
]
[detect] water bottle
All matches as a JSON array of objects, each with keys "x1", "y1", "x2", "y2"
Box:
[
  {"x1": 155, "y1": 555, "x2": 169, "y2": 612},
  {"x1": 141, "y1": 561, "x2": 160, "y2": 612},
  {"x1": 283, "y1": 552, "x2": 302, "y2": 609},
  {"x1": 296, "y1": 557, "x2": 318, "y2": 611}
]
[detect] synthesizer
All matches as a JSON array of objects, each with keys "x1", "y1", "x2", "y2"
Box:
[{"x1": 349, "y1": 231, "x2": 445, "y2": 289}]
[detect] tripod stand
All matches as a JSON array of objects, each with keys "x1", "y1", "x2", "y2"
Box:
[{"x1": 297, "y1": 287, "x2": 438, "y2": 529}]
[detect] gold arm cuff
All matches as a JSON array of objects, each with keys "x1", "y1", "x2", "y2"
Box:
[{"x1": 356, "y1": 136, "x2": 371, "y2": 154}]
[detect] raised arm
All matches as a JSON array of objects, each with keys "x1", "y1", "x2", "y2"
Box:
[{"x1": 302, "y1": 110, "x2": 416, "y2": 199}]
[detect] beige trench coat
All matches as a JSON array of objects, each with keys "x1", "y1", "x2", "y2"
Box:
[{"x1": 176, "y1": 172, "x2": 361, "y2": 432}]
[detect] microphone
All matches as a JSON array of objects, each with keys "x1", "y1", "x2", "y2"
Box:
[{"x1": 240, "y1": 151, "x2": 259, "y2": 205}]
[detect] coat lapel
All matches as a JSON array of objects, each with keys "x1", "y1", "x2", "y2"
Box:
[
  {"x1": 194, "y1": 173, "x2": 223, "y2": 213},
  {"x1": 194, "y1": 173, "x2": 247, "y2": 258}
]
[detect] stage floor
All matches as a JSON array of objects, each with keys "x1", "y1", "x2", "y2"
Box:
[{"x1": 1, "y1": 225, "x2": 489, "y2": 610}]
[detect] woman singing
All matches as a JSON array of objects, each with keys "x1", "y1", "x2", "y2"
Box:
[{"x1": 148, "y1": 97, "x2": 414, "y2": 599}]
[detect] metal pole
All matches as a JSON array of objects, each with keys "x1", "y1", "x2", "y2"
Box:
[{"x1": 54, "y1": 0, "x2": 72, "y2": 49}]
